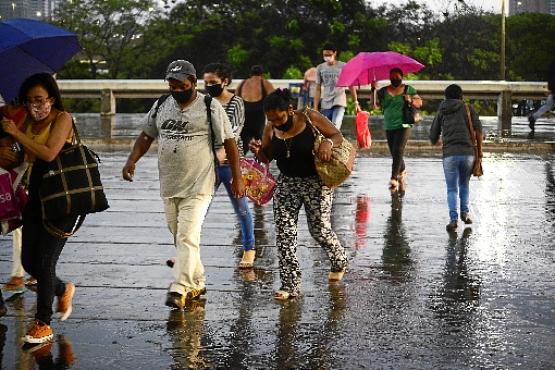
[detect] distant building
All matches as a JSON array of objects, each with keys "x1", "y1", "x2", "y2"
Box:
[
  {"x1": 509, "y1": 0, "x2": 553, "y2": 15},
  {"x1": 0, "y1": 0, "x2": 66, "y2": 20}
]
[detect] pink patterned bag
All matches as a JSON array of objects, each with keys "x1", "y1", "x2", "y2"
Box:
[
  {"x1": 240, "y1": 158, "x2": 276, "y2": 206},
  {"x1": 0, "y1": 168, "x2": 28, "y2": 235}
]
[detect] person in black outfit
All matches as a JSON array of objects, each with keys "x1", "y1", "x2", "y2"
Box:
[
  {"x1": 236, "y1": 65, "x2": 275, "y2": 153},
  {"x1": 248, "y1": 89, "x2": 348, "y2": 300}
]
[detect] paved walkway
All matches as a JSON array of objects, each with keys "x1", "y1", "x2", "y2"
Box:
[{"x1": 0, "y1": 153, "x2": 554, "y2": 369}]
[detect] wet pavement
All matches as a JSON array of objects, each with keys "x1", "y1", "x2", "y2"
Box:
[{"x1": 1, "y1": 152, "x2": 554, "y2": 369}]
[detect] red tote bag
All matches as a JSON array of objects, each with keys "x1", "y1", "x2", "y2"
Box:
[{"x1": 355, "y1": 111, "x2": 371, "y2": 149}]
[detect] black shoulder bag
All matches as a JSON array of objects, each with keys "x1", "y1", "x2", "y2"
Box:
[
  {"x1": 39, "y1": 119, "x2": 109, "y2": 238},
  {"x1": 403, "y1": 85, "x2": 422, "y2": 126}
]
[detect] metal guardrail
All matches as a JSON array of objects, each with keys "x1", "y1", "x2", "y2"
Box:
[{"x1": 57, "y1": 79, "x2": 549, "y2": 137}]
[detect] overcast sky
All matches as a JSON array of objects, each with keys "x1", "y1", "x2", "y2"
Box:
[{"x1": 371, "y1": 0, "x2": 502, "y2": 13}]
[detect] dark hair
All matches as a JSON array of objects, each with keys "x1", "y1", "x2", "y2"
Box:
[
  {"x1": 322, "y1": 43, "x2": 337, "y2": 52},
  {"x1": 250, "y1": 65, "x2": 264, "y2": 76},
  {"x1": 389, "y1": 67, "x2": 403, "y2": 77},
  {"x1": 18, "y1": 73, "x2": 65, "y2": 111},
  {"x1": 445, "y1": 84, "x2": 463, "y2": 100},
  {"x1": 202, "y1": 63, "x2": 233, "y2": 84},
  {"x1": 263, "y1": 88, "x2": 292, "y2": 112}
]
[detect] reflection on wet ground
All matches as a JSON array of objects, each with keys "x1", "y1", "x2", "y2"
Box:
[{"x1": 0, "y1": 154, "x2": 554, "y2": 368}]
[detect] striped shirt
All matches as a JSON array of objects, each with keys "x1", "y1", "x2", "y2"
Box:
[{"x1": 222, "y1": 95, "x2": 245, "y2": 139}]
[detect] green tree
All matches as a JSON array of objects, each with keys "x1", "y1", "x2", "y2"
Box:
[
  {"x1": 425, "y1": 12, "x2": 500, "y2": 79},
  {"x1": 54, "y1": 0, "x2": 166, "y2": 79},
  {"x1": 506, "y1": 13, "x2": 555, "y2": 81}
]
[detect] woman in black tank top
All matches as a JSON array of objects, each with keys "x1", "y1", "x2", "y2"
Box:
[
  {"x1": 249, "y1": 88, "x2": 349, "y2": 300},
  {"x1": 237, "y1": 76, "x2": 269, "y2": 153}
]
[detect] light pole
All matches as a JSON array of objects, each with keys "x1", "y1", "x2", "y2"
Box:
[{"x1": 500, "y1": 0, "x2": 506, "y2": 80}]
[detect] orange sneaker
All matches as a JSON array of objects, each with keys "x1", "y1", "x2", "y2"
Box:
[
  {"x1": 57, "y1": 282, "x2": 75, "y2": 321},
  {"x1": 24, "y1": 320, "x2": 53, "y2": 344},
  {"x1": 3, "y1": 276, "x2": 24, "y2": 294}
]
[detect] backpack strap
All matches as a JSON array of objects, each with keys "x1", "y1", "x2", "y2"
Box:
[
  {"x1": 204, "y1": 95, "x2": 220, "y2": 183},
  {"x1": 151, "y1": 94, "x2": 171, "y2": 120}
]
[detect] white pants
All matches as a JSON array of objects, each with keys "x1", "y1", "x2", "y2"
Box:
[
  {"x1": 163, "y1": 195, "x2": 212, "y2": 296},
  {"x1": 11, "y1": 227, "x2": 24, "y2": 277}
]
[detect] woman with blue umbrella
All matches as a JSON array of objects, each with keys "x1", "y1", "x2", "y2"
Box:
[{"x1": 2, "y1": 73, "x2": 77, "y2": 345}]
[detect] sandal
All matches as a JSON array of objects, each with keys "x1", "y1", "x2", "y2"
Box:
[
  {"x1": 239, "y1": 250, "x2": 256, "y2": 269},
  {"x1": 328, "y1": 270, "x2": 346, "y2": 282},
  {"x1": 273, "y1": 290, "x2": 298, "y2": 301},
  {"x1": 388, "y1": 179, "x2": 399, "y2": 192}
]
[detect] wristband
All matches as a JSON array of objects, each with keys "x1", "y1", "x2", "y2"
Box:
[{"x1": 322, "y1": 138, "x2": 334, "y2": 146}]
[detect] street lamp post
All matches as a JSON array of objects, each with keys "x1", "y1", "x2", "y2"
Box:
[
  {"x1": 500, "y1": 0, "x2": 506, "y2": 80},
  {"x1": 497, "y1": 0, "x2": 512, "y2": 137}
]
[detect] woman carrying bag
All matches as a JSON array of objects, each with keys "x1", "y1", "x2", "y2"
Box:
[
  {"x1": 1, "y1": 73, "x2": 77, "y2": 344},
  {"x1": 430, "y1": 84, "x2": 483, "y2": 232},
  {"x1": 203, "y1": 63, "x2": 257, "y2": 269},
  {"x1": 374, "y1": 68, "x2": 422, "y2": 193},
  {"x1": 249, "y1": 89, "x2": 348, "y2": 300}
]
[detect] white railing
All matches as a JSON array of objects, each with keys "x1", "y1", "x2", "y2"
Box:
[{"x1": 57, "y1": 79, "x2": 549, "y2": 137}]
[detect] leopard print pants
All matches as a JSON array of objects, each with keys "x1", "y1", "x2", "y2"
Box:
[{"x1": 273, "y1": 175, "x2": 348, "y2": 295}]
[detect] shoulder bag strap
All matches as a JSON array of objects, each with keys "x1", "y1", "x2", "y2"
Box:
[
  {"x1": 70, "y1": 117, "x2": 81, "y2": 145},
  {"x1": 464, "y1": 104, "x2": 477, "y2": 147},
  {"x1": 302, "y1": 107, "x2": 322, "y2": 138}
]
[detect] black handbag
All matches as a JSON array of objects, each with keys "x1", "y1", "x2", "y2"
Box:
[
  {"x1": 403, "y1": 85, "x2": 422, "y2": 126},
  {"x1": 39, "y1": 119, "x2": 109, "y2": 238}
]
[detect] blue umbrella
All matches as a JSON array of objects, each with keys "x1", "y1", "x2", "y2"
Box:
[{"x1": 0, "y1": 18, "x2": 81, "y2": 103}]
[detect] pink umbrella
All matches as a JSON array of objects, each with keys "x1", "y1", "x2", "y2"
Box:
[{"x1": 336, "y1": 51, "x2": 425, "y2": 87}]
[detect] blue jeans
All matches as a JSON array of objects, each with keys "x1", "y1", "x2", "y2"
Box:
[
  {"x1": 215, "y1": 165, "x2": 255, "y2": 250},
  {"x1": 442, "y1": 155, "x2": 474, "y2": 221},
  {"x1": 321, "y1": 106, "x2": 346, "y2": 130}
]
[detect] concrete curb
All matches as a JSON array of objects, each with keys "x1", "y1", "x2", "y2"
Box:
[{"x1": 82, "y1": 138, "x2": 555, "y2": 155}]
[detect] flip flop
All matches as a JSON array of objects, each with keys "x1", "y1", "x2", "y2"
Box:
[
  {"x1": 274, "y1": 290, "x2": 298, "y2": 301},
  {"x1": 239, "y1": 250, "x2": 256, "y2": 269}
]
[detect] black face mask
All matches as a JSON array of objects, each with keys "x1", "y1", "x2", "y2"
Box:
[
  {"x1": 206, "y1": 84, "x2": 224, "y2": 97},
  {"x1": 275, "y1": 114, "x2": 294, "y2": 132},
  {"x1": 171, "y1": 89, "x2": 194, "y2": 104},
  {"x1": 391, "y1": 78, "x2": 402, "y2": 88}
]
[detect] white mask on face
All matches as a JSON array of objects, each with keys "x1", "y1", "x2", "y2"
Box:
[
  {"x1": 323, "y1": 56, "x2": 333, "y2": 62},
  {"x1": 27, "y1": 100, "x2": 52, "y2": 121}
]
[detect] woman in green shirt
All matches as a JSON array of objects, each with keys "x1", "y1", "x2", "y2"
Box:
[{"x1": 375, "y1": 68, "x2": 422, "y2": 193}]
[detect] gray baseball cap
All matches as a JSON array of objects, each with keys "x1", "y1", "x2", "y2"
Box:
[{"x1": 165, "y1": 60, "x2": 196, "y2": 81}]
